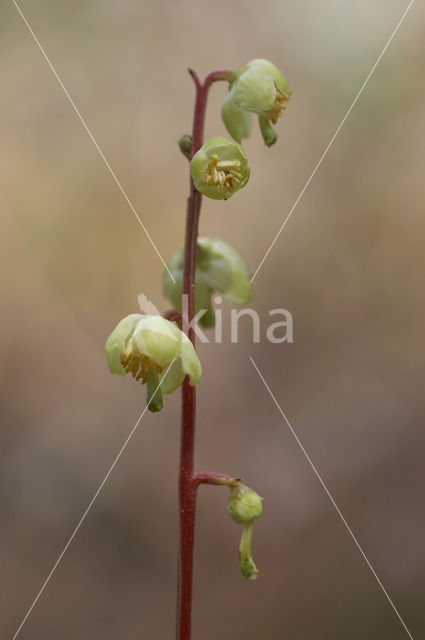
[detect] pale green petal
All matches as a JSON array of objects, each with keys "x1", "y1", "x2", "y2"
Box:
[
  {"x1": 180, "y1": 335, "x2": 202, "y2": 386},
  {"x1": 158, "y1": 335, "x2": 202, "y2": 393},
  {"x1": 105, "y1": 313, "x2": 143, "y2": 375},
  {"x1": 132, "y1": 316, "x2": 182, "y2": 367},
  {"x1": 159, "y1": 357, "x2": 186, "y2": 394},
  {"x1": 231, "y1": 66, "x2": 277, "y2": 114},
  {"x1": 246, "y1": 58, "x2": 291, "y2": 97},
  {"x1": 198, "y1": 238, "x2": 252, "y2": 305},
  {"x1": 190, "y1": 137, "x2": 250, "y2": 200},
  {"x1": 105, "y1": 313, "x2": 202, "y2": 395},
  {"x1": 221, "y1": 92, "x2": 252, "y2": 143}
]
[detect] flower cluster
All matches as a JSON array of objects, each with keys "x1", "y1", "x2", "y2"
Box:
[
  {"x1": 105, "y1": 57, "x2": 285, "y2": 587},
  {"x1": 190, "y1": 59, "x2": 291, "y2": 200}
]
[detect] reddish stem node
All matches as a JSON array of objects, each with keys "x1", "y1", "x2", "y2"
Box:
[{"x1": 162, "y1": 309, "x2": 183, "y2": 328}]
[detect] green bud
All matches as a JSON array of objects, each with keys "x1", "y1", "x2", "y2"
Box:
[
  {"x1": 178, "y1": 133, "x2": 192, "y2": 157},
  {"x1": 227, "y1": 483, "x2": 262, "y2": 524},
  {"x1": 221, "y1": 58, "x2": 291, "y2": 146},
  {"x1": 190, "y1": 137, "x2": 250, "y2": 200},
  {"x1": 227, "y1": 484, "x2": 262, "y2": 581},
  {"x1": 105, "y1": 314, "x2": 202, "y2": 411},
  {"x1": 163, "y1": 237, "x2": 252, "y2": 328}
]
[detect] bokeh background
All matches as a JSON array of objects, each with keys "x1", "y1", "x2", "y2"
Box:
[{"x1": 1, "y1": 1, "x2": 424, "y2": 638}]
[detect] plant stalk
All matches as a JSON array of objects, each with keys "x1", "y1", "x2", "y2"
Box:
[{"x1": 176, "y1": 69, "x2": 231, "y2": 640}]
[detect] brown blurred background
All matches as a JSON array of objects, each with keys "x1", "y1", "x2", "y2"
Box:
[{"x1": 1, "y1": 1, "x2": 424, "y2": 638}]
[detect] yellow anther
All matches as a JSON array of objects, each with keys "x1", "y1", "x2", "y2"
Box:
[
  {"x1": 269, "y1": 86, "x2": 289, "y2": 123},
  {"x1": 120, "y1": 350, "x2": 162, "y2": 385},
  {"x1": 203, "y1": 154, "x2": 243, "y2": 191}
]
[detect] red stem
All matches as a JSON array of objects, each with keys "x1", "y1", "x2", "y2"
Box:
[{"x1": 176, "y1": 69, "x2": 232, "y2": 640}]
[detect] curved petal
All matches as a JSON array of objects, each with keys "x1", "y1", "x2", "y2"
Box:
[
  {"x1": 105, "y1": 313, "x2": 143, "y2": 375},
  {"x1": 221, "y1": 92, "x2": 252, "y2": 143},
  {"x1": 198, "y1": 238, "x2": 252, "y2": 306},
  {"x1": 159, "y1": 357, "x2": 186, "y2": 394},
  {"x1": 133, "y1": 316, "x2": 182, "y2": 367},
  {"x1": 246, "y1": 58, "x2": 292, "y2": 97},
  {"x1": 190, "y1": 137, "x2": 250, "y2": 201},
  {"x1": 180, "y1": 335, "x2": 202, "y2": 386},
  {"x1": 232, "y1": 66, "x2": 276, "y2": 114}
]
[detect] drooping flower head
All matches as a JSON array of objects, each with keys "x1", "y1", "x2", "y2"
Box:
[
  {"x1": 190, "y1": 137, "x2": 250, "y2": 200},
  {"x1": 105, "y1": 314, "x2": 202, "y2": 412},
  {"x1": 227, "y1": 483, "x2": 263, "y2": 581},
  {"x1": 221, "y1": 58, "x2": 291, "y2": 147},
  {"x1": 227, "y1": 483, "x2": 263, "y2": 524},
  {"x1": 163, "y1": 237, "x2": 252, "y2": 328}
]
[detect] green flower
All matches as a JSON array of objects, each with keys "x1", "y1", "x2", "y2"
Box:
[
  {"x1": 227, "y1": 483, "x2": 263, "y2": 525},
  {"x1": 105, "y1": 314, "x2": 202, "y2": 412},
  {"x1": 190, "y1": 137, "x2": 250, "y2": 200},
  {"x1": 227, "y1": 483, "x2": 263, "y2": 581},
  {"x1": 163, "y1": 237, "x2": 252, "y2": 328},
  {"x1": 222, "y1": 58, "x2": 291, "y2": 147}
]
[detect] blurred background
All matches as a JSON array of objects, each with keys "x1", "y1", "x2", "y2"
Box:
[{"x1": 1, "y1": 0, "x2": 424, "y2": 638}]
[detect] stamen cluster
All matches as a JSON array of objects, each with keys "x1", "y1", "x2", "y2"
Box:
[
  {"x1": 203, "y1": 154, "x2": 242, "y2": 190},
  {"x1": 268, "y1": 88, "x2": 289, "y2": 124},
  {"x1": 121, "y1": 349, "x2": 162, "y2": 384}
]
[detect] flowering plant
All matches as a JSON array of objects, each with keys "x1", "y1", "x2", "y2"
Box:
[{"x1": 105, "y1": 58, "x2": 291, "y2": 640}]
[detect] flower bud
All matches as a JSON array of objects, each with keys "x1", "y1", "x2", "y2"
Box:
[
  {"x1": 163, "y1": 237, "x2": 252, "y2": 328},
  {"x1": 105, "y1": 314, "x2": 202, "y2": 412},
  {"x1": 222, "y1": 58, "x2": 291, "y2": 146},
  {"x1": 190, "y1": 137, "x2": 250, "y2": 200},
  {"x1": 227, "y1": 483, "x2": 262, "y2": 524},
  {"x1": 227, "y1": 483, "x2": 262, "y2": 581},
  {"x1": 178, "y1": 133, "x2": 192, "y2": 157}
]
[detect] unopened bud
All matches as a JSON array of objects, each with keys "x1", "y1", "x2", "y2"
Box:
[
  {"x1": 227, "y1": 483, "x2": 262, "y2": 525},
  {"x1": 178, "y1": 133, "x2": 192, "y2": 157}
]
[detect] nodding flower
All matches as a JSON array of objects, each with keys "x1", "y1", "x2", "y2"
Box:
[
  {"x1": 190, "y1": 137, "x2": 250, "y2": 200},
  {"x1": 221, "y1": 58, "x2": 291, "y2": 147},
  {"x1": 105, "y1": 314, "x2": 202, "y2": 412},
  {"x1": 163, "y1": 237, "x2": 252, "y2": 328},
  {"x1": 227, "y1": 483, "x2": 263, "y2": 581}
]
